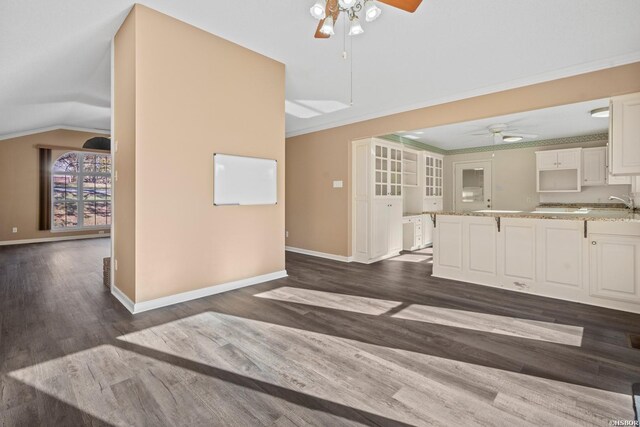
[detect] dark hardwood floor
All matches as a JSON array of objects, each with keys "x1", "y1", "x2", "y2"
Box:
[{"x1": 1, "y1": 239, "x2": 639, "y2": 426}]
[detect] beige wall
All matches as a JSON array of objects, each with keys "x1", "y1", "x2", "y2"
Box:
[
  {"x1": 285, "y1": 62, "x2": 640, "y2": 257},
  {"x1": 0, "y1": 129, "x2": 110, "y2": 243},
  {"x1": 114, "y1": 5, "x2": 285, "y2": 303},
  {"x1": 113, "y1": 6, "x2": 137, "y2": 300},
  {"x1": 442, "y1": 140, "x2": 630, "y2": 212}
]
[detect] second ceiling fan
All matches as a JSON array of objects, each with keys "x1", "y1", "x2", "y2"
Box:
[{"x1": 310, "y1": 0, "x2": 423, "y2": 38}]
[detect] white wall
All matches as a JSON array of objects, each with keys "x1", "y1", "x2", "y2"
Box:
[{"x1": 443, "y1": 140, "x2": 631, "y2": 211}]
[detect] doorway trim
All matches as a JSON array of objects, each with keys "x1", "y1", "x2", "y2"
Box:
[{"x1": 452, "y1": 159, "x2": 493, "y2": 212}]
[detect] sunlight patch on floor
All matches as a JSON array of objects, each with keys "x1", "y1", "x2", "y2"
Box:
[
  {"x1": 392, "y1": 304, "x2": 584, "y2": 346},
  {"x1": 388, "y1": 254, "x2": 432, "y2": 263},
  {"x1": 254, "y1": 286, "x2": 402, "y2": 315},
  {"x1": 9, "y1": 311, "x2": 629, "y2": 425}
]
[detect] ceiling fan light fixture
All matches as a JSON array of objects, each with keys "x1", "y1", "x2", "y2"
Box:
[
  {"x1": 590, "y1": 107, "x2": 609, "y2": 118},
  {"x1": 310, "y1": 0, "x2": 326, "y2": 20},
  {"x1": 339, "y1": 0, "x2": 357, "y2": 8},
  {"x1": 348, "y1": 17, "x2": 364, "y2": 35},
  {"x1": 364, "y1": 1, "x2": 382, "y2": 22},
  {"x1": 320, "y1": 16, "x2": 335, "y2": 35},
  {"x1": 502, "y1": 136, "x2": 523, "y2": 143}
]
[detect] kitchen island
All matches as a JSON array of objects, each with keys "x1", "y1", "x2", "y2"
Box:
[{"x1": 426, "y1": 207, "x2": 640, "y2": 313}]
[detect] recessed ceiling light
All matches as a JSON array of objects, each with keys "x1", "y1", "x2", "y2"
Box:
[
  {"x1": 405, "y1": 135, "x2": 419, "y2": 140},
  {"x1": 590, "y1": 107, "x2": 609, "y2": 118},
  {"x1": 503, "y1": 136, "x2": 523, "y2": 143}
]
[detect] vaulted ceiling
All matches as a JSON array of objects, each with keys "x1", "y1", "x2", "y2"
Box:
[{"x1": 1, "y1": 0, "x2": 639, "y2": 139}]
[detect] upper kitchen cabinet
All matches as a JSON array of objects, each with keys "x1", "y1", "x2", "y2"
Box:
[
  {"x1": 424, "y1": 152, "x2": 443, "y2": 198},
  {"x1": 581, "y1": 147, "x2": 606, "y2": 186},
  {"x1": 609, "y1": 92, "x2": 640, "y2": 176},
  {"x1": 536, "y1": 148, "x2": 582, "y2": 192}
]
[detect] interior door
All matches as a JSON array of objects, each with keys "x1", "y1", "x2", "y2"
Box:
[{"x1": 454, "y1": 161, "x2": 492, "y2": 212}]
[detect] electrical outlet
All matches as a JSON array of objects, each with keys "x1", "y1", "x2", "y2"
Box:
[
  {"x1": 285, "y1": 231, "x2": 289, "y2": 238},
  {"x1": 98, "y1": 230, "x2": 105, "y2": 234},
  {"x1": 12, "y1": 227, "x2": 17, "y2": 233}
]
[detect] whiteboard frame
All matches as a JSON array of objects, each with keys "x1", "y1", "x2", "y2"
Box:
[{"x1": 213, "y1": 153, "x2": 278, "y2": 206}]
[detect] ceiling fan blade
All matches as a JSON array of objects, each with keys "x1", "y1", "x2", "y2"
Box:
[
  {"x1": 494, "y1": 133, "x2": 503, "y2": 145},
  {"x1": 470, "y1": 132, "x2": 489, "y2": 136},
  {"x1": 314, "y1": 0, "x2": 340, "y2": 38},
  {"x1": 378, "y1": 0, "x2": 423, "y2": 13},
  {"x1": 314, "y1": 19, "x2": 331, "y2": 38}
]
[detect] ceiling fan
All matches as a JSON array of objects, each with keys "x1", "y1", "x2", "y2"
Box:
[
  {"x1": 471, "y1": 123, "x2": 538, "y2": 145},
  {"x1": 310, "y1": 0, "x2": 423, "y2": 38}
]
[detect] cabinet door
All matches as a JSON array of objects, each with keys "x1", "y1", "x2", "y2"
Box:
[
  {"x1": 373, "y1": 143, "x2": 390, "y2": 197},
  {"x1": 557, "y1": 150, "x2": 580, "y2": 169},
  {"x1": 498, "y1": 218, "x2": 536, "y2": 291},
  {"x1": 611, "y1": 93, "x2": 640, "y2": 175},
  {"x1": 433, "y1": 216, "x2": 463, "y2": 275},
  {"x1": 537, "y1": 221, "x2": 583, "y2": 297},
  {"x1": 388, "y1": 199, "x2": 403, "y2": 253},
  {"x1": 422, "y1": 214, "x2": 434, "y2": 246},
  {"x1": 371, "y1": 199, "x2": 390, "y2": 258},
  {"x1": 537, "y1": 151, "x2": 558, "y2": 170},
  {"x1": 463, "y1": 216, "x2": 498, "y2": 284},
  {"x1": 589, "y1": 234, "x2": 640, "y2": 303},
  {"x1": 581, "y1": 147, "x2": 606, "y2": 186}
]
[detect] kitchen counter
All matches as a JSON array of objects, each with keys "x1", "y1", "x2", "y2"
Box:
[{"x1": 423, "y1": 208, "x2": 640, "y2": 222}]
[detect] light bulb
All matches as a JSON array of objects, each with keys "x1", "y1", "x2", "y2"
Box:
[
  {"x1": 339, "y1": 0, "x2": 356, "y2": 8},
  {"x1": 364, "y1": 1, "x2": 381, "y2": 22},
  {"x1": 320, "y1": 17, "x2": 335, "y2": 35},
  {"x1": 348, "y1": 17, "x2": 364, "y2": 35},
  {"x1": 309, "y1": 0, "x2": 326, "y2": 20}
]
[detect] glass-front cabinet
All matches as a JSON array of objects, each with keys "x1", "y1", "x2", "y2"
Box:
[
  {"x1": 425, "y1": 154, "x2": 443, "y2": 197},
  {"x1": 374, "y1": 142, "x2": 402, "y2": 197}
]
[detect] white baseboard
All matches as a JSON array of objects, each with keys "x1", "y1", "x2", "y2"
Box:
[
  {"x1": 0, "y1": 233, "x2": 109, "y2": 246},
  {"x1": 285, "y1": 246, "x2": 353, "y2": 263},
  {"x1": 351, "y1": 251, "x2": 401, "y2": 264},
  {"x1": 111, "y1": 270, "x2": 288, "y2": 314},
  {"x1": 110, "y1": 284, "x2": 136, "y2": 313}
]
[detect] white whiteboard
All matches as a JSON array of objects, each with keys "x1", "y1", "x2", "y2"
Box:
[{"x1": 214, "y1": 154, "x2": 277, "y2": 206}]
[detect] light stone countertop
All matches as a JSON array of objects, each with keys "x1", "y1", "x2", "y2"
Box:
[{"x1": 423, "y1": 208, "x2": 640, "y2": 222}]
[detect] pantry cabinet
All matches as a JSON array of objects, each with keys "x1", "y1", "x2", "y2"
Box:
[
  {"x1": 610, "y1": 92, "x2": 640, "y2": 176},
  {"x1": 352, "y1": 138, "x2": 404, "y2": 263}
]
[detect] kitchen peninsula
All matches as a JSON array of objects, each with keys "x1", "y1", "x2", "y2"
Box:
[{"x1": 429, "y1": 206, "x2": 640, "y2": 313}]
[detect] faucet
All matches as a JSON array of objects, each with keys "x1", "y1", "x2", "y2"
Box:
[{"x1": 609, "y1": 195, "x2": 635, "y2": 211}]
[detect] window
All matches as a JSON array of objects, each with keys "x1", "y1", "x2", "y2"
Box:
[{"x1": 52, "y1": 152, "x2": 112, "y2": 229}]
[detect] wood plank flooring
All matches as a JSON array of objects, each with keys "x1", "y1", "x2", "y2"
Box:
[{"x1": 1, "y1": 239, "x2": 640, "y2": 426}]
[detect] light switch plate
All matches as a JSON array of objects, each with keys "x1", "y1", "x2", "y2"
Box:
[
  {"x1": 333, "y1": 180, "x2": 343, "y2": 188},
  {"x1": 12, "y1": 227, "x2": 17, "y2": 233}
]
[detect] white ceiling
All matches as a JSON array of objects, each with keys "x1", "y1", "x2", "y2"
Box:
[
  {"x1": 1, "y1": 0, "x2": 639, "y2": 139},
  {"x1": 394, "y1": 98, "x2": 611, "y2": 150}
]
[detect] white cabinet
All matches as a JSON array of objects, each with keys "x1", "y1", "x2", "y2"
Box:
[
  {"x1": 352, "y1": 138, "x2": 404, "y2": 263},
  {"x1": 463, "y1": 216, "x2": 498, "y2": 284},
  {"x1": 403, "y1": 216, "x2": 423, "y2": 251},
  {"x1": 605, "y1": 143, "x2": 632, "y2": 185},
  {"x1": 589, "y1": 233, "x2": 640, "y2": 303},
  {"x1": 536, "y1": 148, "x2": 582, "y2": 192},
  {"x1": 433, "y1": 215, "x2": 463, "y2": 277},
  {"x1": 610, "y1": 92, "x2": 640, "y2": 176},
  {"x1": 497, "y1": 218, "x2": 536, "y2": 291},
  {"x1": 433, "y1": 215, "x2": 640, "y2": 313},
  {"x1": 422, "y1": 214, "x2": 434, "y2": 246},
  {"x1": 581, "y1": 147, "x2": 606, "y2": 186},
  {"x1": 536, "y1": 220, "x2": 583, "y2": 298},
  {"x1": 424, "y1": 153, "x2": 443, "y2": 197}
]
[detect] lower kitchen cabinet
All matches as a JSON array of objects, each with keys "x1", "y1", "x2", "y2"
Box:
[
  {"x1": 372, "y1": 199, "x2": 403, "y2": 259},
  {"x1": 497, "y1": 218, "x2": 536, "y2": 291},
  {"x1": 433, "y1": 214, "x2": 640, "y2": 313},
  {"x1": 588, "y1": 226, "x2": 640, "y2": 304},
  {"x1": 536, "y1": 220, "x2": 584, "y2": 299}
]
